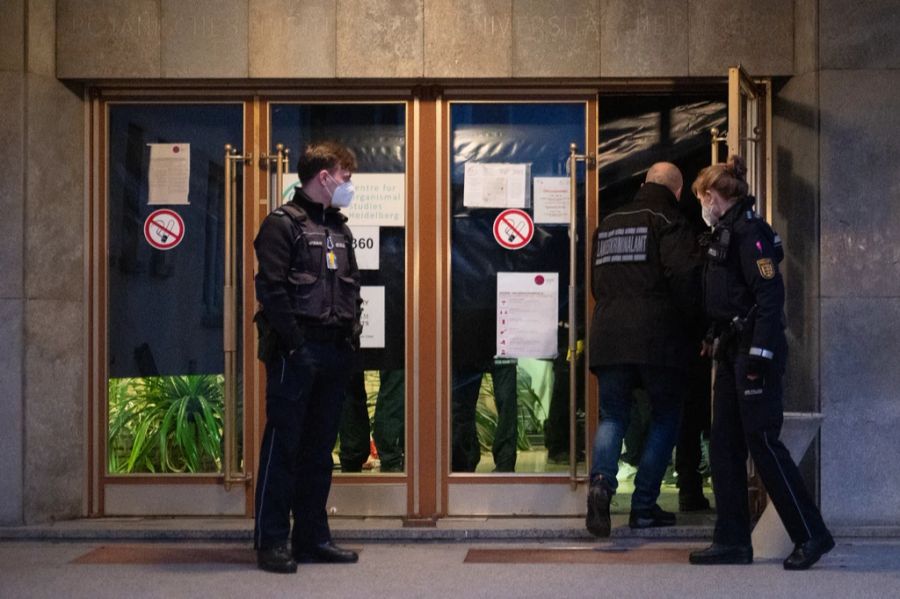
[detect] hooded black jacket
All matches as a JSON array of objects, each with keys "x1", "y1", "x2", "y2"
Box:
[{"x1": 588, "y1": 182, "x2": 703, "y2": 372}]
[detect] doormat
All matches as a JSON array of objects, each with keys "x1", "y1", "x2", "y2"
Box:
[
  {"x1": 464, "y1": 546, "x2": 695, "y2": 565},
  {"x1": 73, "y1": 544, "x2": 364, "y2": 565},
  {"x1": 72, "y1": 545, "x2": 255, "y2": 565}
]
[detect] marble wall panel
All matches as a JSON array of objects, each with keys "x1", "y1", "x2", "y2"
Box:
[
  {"x1": 773, "y1": 72, "x2": 819, "y2": 412},
  {"x1": 793, "y1": 0, "x2": 817, "y2": 75},
  {"x1": 27, "y1": 0, "x2": 56, "y2": 77},
  {"x1": 688, "y1": 0, "x2": 793, "y2": 76},
  {"x1": 0, "y1": 73, "x2": 25, "y2": 299},
  {"x1": 161, "y1": 0, "x2": 249, "y2": 78},
  {"x1": 820, "y1": 70, "x2": 900, "y2": 298},
  {"x1": 0, "y1": 299, "x2": 24, "y2": 524},
  {"x1": 24, "y1": 299, "x2": 84, "y2": 522},
  {"x1": 821, "y1": 298, "x2": 900, "y2": 525},
  {"x1": 57, "y1": 0, "x2": 160, "y2": 78},
  {"x1": 0, "y1": 0, "x2": 25, "y2": 72},
  {"x1": 424, "y1": 0, "x2": 510, "y2": 78},
  {"x1": 513, "y1": 0, "x2": 600, "y2": 78},
  {"x1": 25, "y1": 77, "x2": 84, "y2": 301},
  {"x1": 600, "y1": 0, "x2": 687, "y2": 77},
  {"x1": 820, "y1": 0, "x2": 900, "y2": 70},
  {"x1": 338, "y1": 0, "x2": 423, "y2": 78},
  {"x1": 249, "y1": 0, "x2": 336, "y2": 78}
]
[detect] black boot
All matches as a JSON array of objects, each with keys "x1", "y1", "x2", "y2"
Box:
[
  {"x1": 689, "y1": 543, "x2": 753, "y2": 565},
  {"x1": 294, "y1": 541, "x2": 359, "y2": 564},
  {"x1": 629, "y1": 504, "x2": 676, "y2": 528},
  {"x1": 783, "y1": 534, "x2": 835, "y2": 570},
  {"x1": 257, "y1": 542, "x2": 298, "y2": 574},
  {"x1": 585, "y1": 478, "x2": 612, "y2": 538},
  {"x1": 678, "y1": 493, "x2": 711, "y2": 512}
]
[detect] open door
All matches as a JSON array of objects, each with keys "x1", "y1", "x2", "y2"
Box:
[
  {"x1": 717, "y1": 65, "x2": 773, "y2": 521},
  {"x1": 715, "y1": 65, "x2": 772, "y2": 221}
]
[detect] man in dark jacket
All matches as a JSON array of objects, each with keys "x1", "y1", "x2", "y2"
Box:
[
  {"x1": 253, "y1": 141, "x2": 362, "y2": 573},
  {"x1": 585, "y1": 162, "x2": 702, "y2": 537}
]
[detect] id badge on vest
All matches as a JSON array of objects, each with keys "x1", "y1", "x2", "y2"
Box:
[{"x1": 326, "y1": 234, "x2": 338, "y2": 270}]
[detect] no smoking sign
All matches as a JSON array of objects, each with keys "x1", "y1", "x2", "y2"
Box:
[
  {"x1": 144, "y1": 208, "x2": 185, "y2": 251},
  {"x1": 493, "y1": 208, "x2": 534, "y2": 250}
]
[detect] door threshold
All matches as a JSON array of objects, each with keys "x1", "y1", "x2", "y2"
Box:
[{"x1": 0, "y1": 514, "x2": 716, "y2": 541}]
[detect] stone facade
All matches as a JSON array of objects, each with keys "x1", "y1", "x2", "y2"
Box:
[
  {"x1": 1, "y1": 0, "x2": 85, "y2": 524},
  {"x1": 0, "y1": 0, "x2": 897, "y2": 527},
  {"x1": 56, "y1": 0, "x2": 796, "y2": 80}
]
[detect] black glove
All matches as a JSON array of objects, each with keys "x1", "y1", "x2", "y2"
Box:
[
  {"x1": 744, "y1": 355, "x2": 769, "y2": 394},
  {"x1": 349, "y1": 321, "x2": 363, "y2": 351}
]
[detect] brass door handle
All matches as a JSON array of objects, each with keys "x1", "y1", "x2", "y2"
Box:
[{"x1": 223, "y1": 145, "x2": 252, "y2": 490}]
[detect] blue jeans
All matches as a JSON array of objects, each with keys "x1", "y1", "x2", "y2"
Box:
[{"x1": 590, "y1": 365, "x2": 685, "y2": 511}]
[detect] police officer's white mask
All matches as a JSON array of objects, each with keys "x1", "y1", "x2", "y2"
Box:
[
  {"x1": 325, "y1": 173, "x2": 355, "y2": 209},
  {"x1": 701, "y1": 203, "x2": 718, "y2": 227}
]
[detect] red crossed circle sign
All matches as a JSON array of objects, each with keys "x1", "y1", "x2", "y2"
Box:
[
  {"x1": 493, "y1": 208, "x2": 534, "y2": 250},
  {"x1": 144, "y1": 209, "x2": 185, "y2": 250}
]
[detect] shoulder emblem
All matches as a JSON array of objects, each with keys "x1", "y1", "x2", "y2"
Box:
[{"x1": 757, "y1": 258, "x2": 776, "y2": 279}]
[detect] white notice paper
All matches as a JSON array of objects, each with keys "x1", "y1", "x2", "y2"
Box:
[
  {"x1": 281, "y1": 173, "x2": 405, "y2": 227},
  {"x1": 533, "y1": 177, "x2": 570, "y2": 224},
  {"x1": 148, "y1": 143, "x2": 190, "y2": 205},
  {"x1": 496, "y1": 272, "x2": 558, "y2": 359},
  {"x1": 463, "y1": 162, "x2": 532, "y2": 209},
  {"x1": 360, "y1": 285, "x2": 385, "y2": 349},
  {"x1": 351, "y1": 226, "x2": 380, "y2": 271}
]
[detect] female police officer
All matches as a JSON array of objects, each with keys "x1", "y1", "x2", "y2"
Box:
[{"x1": 688, "y1": 156, "x2": 834, "y2": 570}]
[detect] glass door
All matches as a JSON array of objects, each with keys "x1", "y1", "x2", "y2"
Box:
[
  {"x1": 444, "y1": 98, "x2": 597, "y2": 515},
  {"x1": 99, "y1": 102, "x2": 252, "y2": 514},
  {"x1": 726, "y1": 66, "x2": 773, "y2": 519},
  {"x1": 727, "y1": 65, "x2": 771, "y2": 220},
  {"x1": 266, "y1": 101, "x2": 410, "y2": 515}
]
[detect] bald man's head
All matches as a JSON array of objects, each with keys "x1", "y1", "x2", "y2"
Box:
[{"x1": 645, "y1": 162, "x2": 683, "y2": 200}]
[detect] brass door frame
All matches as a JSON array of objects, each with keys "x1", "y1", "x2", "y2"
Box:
[
  {"x1": 258, "y1": 96, "x2": 417, "y2": 519},
  {"x1": 438, "y1": 92, "x2": 599, "y2": 517},
  {"x1": 89, "y1": 94, "x2": 256, "y2": 516},
  {"x1": 87, "y1": 84, "x2": 731, "y2": 520}
]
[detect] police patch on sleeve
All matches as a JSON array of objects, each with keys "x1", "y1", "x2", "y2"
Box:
[{"x1": 757, "y1": 258, "x2": 775, "y2": 279}]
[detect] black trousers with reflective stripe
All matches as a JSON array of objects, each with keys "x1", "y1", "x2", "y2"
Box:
[
  {"x1": 254, "y1": 340, "x2": 351, "y2": 550},
  {"x1": 710, "y1": 351, "x2": 830, "y2": 546}
]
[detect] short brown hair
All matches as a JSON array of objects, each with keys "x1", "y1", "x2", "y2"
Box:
[
  {"x1": 296, "y1": 141, "x2": 358, "y2": 184},
  {"x1": 691, "y1": 155, "x2": 748, "y2": 200}
]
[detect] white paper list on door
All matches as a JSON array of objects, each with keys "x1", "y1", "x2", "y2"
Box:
[
  {"x1": 533, "y1": 176, "x2": 570, "y2": 224},
  {"x1": 360, "y1": 285, "x2": 385, "y2": 349},
  {"x1": 496, "y1": 272, "x2": 558, "y2": 359},
  {"x1": 463, "y1": 162, "x2": 532, "y2": 209},
  {"x1": 148, "y1": 143, "x2": 191, "y2": 205}
]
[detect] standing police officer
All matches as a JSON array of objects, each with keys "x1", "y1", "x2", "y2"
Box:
[
  {"x1": 689, "y1": 156, "x2": 834, "y2": 570},
  {"x1": 253, "y1": 141, "x2": 362, "y2": 574}
]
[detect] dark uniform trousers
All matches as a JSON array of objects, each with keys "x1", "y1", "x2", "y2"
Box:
[
  {"x1": 338, "y1": 369, "x2": 406, "y2": 472},
  {"x1": 254, "y1": 339, "x2": 352, "y2": 551},
  {"x1": 711, "y1": 346, "x2": 829, "y2": 547},
  {"x1": 452, "y1": 359, "x2": 518, "y2": 472}
]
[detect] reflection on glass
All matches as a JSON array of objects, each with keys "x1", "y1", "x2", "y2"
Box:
[
  {"x1": 108, "y1": 375, "x2": 224, "y2": 473},
  {"x1": 106, "y1": 104, "x2": 244, "y2": 475},
  {"x1": 270, "y1": 103, "x2": 407, "y2": 474},
  {"x1": 449, "y1": 102, "x2": 587, "y2": 474}
]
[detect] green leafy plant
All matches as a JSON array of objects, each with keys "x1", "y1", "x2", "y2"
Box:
[{"x1": 108, "y1": 374, "x2": 224, "y2": 474}]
